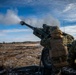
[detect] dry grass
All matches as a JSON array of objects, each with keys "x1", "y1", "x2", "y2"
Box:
[{"x1": 0, "y1": 43, "x2": 42, "y2": 68}]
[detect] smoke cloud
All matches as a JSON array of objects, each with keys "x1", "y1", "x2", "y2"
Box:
[
  {"x1": 0, "y1": 9, "x2": 21, "y2": 25},
  {"x1": 0, "y1": 9, "x2": 60, "y2": 27},
  {"x1": 24, "y1": 15, "x2": 60, "y2": 27}
]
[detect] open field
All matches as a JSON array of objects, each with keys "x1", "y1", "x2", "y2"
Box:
[{"x1": 0, "y1": 42, "x2": 43, "y2": 68}]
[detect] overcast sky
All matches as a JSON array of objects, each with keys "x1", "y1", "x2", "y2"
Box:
[{"x1": 0, "y1": 0, "x2": 76, "y2": 42}]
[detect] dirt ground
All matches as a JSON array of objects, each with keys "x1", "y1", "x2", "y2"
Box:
[{"x1": 0, "y1": 42, "x2": 43, "y2": 68}]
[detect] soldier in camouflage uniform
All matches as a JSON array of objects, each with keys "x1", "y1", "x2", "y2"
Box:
[{"x1": 40, "y1": 26, "x2": 68, "y2": 68}]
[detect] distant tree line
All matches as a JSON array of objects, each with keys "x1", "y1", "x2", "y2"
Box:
[{"x1": 0, "y1": 41, "x2": 40, "y2": 44}]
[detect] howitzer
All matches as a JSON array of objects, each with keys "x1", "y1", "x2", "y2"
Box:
[
  {"x1": 20, "y1": 21, "x2": 75, "y2": 74},
  {"x1": 20, "y1": 21, "x2": 51, "y2": 39},
  {"x1": 20, "y1": 21, "x2": 54, "y2": 71},
  {"x1": 20, "y1": 21, "x2": 53, "y2": 66}
]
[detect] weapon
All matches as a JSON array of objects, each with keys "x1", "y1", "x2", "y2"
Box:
[{"x1": 20, "y1": 21, "x2": 51, "y2": 39}]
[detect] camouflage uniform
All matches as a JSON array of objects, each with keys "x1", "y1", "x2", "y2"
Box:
[
  {"x1": 40, "y1": 26, "x2": 68, "y2": 68},
  {"x1": 62, "y1": 33, "x2": 74, "y2": 45},
  {"x1": 67, "y1": 40, "x2": 76, "y2": 67}
]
